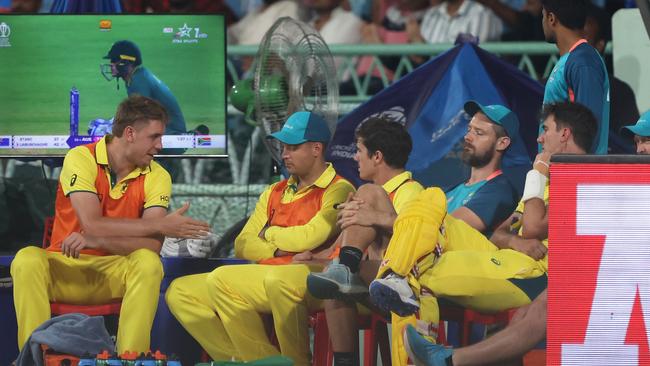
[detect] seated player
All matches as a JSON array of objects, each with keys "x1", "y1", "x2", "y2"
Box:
[
  {"x1": 10, "y1": 95, "x2": 211, "y2": 354},
  {"x1": 369, "y1": 102, "x2": 597, "y2": 352},
  {"x1": 308, "y1": 101, "x2": 521, "y2": 366},
  {"x1": 165, "y1": 111, "x2": 355, "y2": 365},
  {"x1": 306, "y1": 116, "x2": 424, "y2": 366}
]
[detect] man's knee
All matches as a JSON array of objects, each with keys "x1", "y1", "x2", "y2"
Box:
[
  {"x1": 356, "y1": 183, "x2": 389, "y2": 202},
  {"x1": 11, "y1": 246, "x2": 47, "y2": 279},
  {"x1": 165, "y1": 277, "x2": 184, "y2": 311},
  {"x1": 127, "y1": 248, "x2": 163, "y2": 279}
]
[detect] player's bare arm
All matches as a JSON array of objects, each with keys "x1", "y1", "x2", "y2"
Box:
[
  {"x1": 491, "y1": 211, "x2": 547, "y2": 260},
  {"x1": 490, "y1": 212, "x2": 521, "y2": 249},
  {"x1": 451, "y1": 206, "x2": 487, "y2": 233},
  {"x1": 70, "y1": 192, "x2": 210, "y2": 239},
  {"x1": 521, "y1": 154, "x2": 550, "y2": 240}
]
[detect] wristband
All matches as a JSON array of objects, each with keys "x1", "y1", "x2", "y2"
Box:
[{"x1": 521, "y1": 169, "x2": 547, "y2": 202}]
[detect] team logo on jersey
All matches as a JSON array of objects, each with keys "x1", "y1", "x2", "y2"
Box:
[
  {"x1": 491, "y1": 258, "x2": 501, "y2": 266},
  {"x1": 70, "y1": 174, "x2": 78, "y2": 187}
]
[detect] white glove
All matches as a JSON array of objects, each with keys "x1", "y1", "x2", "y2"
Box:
[
  {"x1": 160, "y1": 237, "x2": 185, "y2": 257},
  {"x1": 161, "y1": 233, "x2": 220, "y2": 258},
  {"x1": 186, "y1": 233, "x2": 221, "y2": 258}
]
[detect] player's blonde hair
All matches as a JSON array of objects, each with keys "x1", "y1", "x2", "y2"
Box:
[{"x1": 112, "y1": 95, "x2": 169, "y2": 137}]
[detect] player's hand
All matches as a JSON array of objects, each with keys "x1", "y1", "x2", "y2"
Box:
[
  {"x1": 159, "y1": 202, "x2": 211, "y2": 238},
  {"x1": 533, "y1": 151, "x2": 552, "y2": 177},
  {"x1": 510, "y1": 237, "x2": 547, "y2": 260},
  {"x1": 337, "y1": 193, "x2": 379, "y2": 229},
  {"x1": 61, "y1": 232, "x2": 93, "y2": 259},
  {"x1": 292, "y1": 251, "x2": 313, "y2": 263}
]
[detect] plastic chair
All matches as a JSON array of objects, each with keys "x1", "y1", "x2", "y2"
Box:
[
  {"x1": 438, "y1": 302, "x2": 516, "y2": 347},
  {"x1": 310, "y1": 311, "x2": 391, "y2": 366},
  {"x1": 42, "y1": 216, "x2": 123, "y2": 317}
]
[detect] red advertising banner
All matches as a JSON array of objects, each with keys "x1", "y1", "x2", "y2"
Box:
[{"x1": 548, "y1": 162, "x2": 650, "y2": 365}]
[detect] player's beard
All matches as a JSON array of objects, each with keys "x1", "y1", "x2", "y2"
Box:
[{"x1": 461, "y1": 142, "x2": 495, "y2": 168}]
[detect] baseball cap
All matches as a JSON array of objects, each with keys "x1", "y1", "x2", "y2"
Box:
[
  {"x1": 104, "y1": 40, "x2": 142, "y2": 66},
  {"x1": 621, "y1": 110, "x2": 650, "y2": 138},
  {"x1": 267, "y1": 111, "x2": 331, "y2": 145},
  {"x1": 464, "y1": 101, "x2": 519, "y2": 141}
]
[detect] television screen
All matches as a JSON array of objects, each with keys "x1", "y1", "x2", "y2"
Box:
[{"x1": 0, "y1": 14, "x2": 227, "y2": 156}]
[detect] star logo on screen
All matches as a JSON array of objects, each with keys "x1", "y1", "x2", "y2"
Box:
[{"x1": 178, "y1": 24, "x2": 192, "y2": 38}]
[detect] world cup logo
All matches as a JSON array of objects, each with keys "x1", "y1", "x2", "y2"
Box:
[{"x1": 0, "y1": 22, "x2": 11, "y2": 48}]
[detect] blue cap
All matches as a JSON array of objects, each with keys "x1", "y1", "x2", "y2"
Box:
[
  {"x1": 622, "y1": 110, "x2": 650, "y2": 138},
  {"x1": 464, "y1": 101, "x2": 520, "y2": 142},
  {"x1": 267, "y1": 111, "x2": 331, "y2": 145}
]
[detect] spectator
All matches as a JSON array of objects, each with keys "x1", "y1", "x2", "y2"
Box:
[
  {"x1": 228, "y1": 0, "x2": 303, "y2": 46},
  {"x1": 339, "y1": 0, "x2": 431, "y2": 95},
  {"x1": 415, "y1": 0, "x2": 504, "y2": 44},
  {"x1": 304, "y1": 0, "x2": 363, "y2": 45}
]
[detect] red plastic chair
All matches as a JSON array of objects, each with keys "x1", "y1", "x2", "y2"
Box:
[
  {"x1": 310, "y1": 311, "x2": 391, "y2": 366},
  {"x1": 42, "y1": 216, "x2": 123, "y2": 317},
  {"x1": 438, "y1": 303, "x2": 517, "y2": 346}
]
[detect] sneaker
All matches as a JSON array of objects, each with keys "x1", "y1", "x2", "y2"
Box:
[
  {"x1": 404, "y1": 324, "x2": 454, "y2": 366},
  {"x1": 369, "y1": 273, "x2": 419, "y2": 316},
  {"x1": 307, "y1": 263, "x2": 368, "y2": 300}
]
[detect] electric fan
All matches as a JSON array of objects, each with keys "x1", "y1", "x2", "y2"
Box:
[{"x1": 230, "y1": 17, "x2": 340, "y2": 165}]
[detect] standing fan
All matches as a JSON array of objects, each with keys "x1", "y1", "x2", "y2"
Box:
[{"x1": 230, "y1": 17, "x2": 339, "y2": 166}]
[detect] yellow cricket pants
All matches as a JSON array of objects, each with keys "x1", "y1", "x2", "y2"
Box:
[
  {"x1": 166, "y1": 263, "x2": 322, "y2": 366},
  {"x1": 378, "y1": 187, "x2": 543, "y2": 365},
  {"x1": 10, "y1": 246, "x2": 163, "y2": 353}
]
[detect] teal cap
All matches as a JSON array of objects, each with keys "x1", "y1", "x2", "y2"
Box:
[
  {"x1": 464, "y1": 101, "x2": 520, "y2": 141},
  {"x1": 622, "y1": 110, "x2": 650, "y2": 138},
  {"x1": 267, "y1": 111, "x2": 331, "y2": 145}
]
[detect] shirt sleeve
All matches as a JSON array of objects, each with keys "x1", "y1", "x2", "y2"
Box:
[
  {"x1": 392, "y1": 181, "x2": 425, "y2": 215},
  {"x1": 464, "y1": 176, "x2": 518, "y2": 229},
  {"x1": 566, "y1": 52, "x2": 608, "y2": 153},
  {"x1": 263, "y1": 180, "x2": 356, "y2": 253},
  {"x1": 143, "y1": 163, "x2": 172, "y2": 209},
  {"x1": 234, "y1": 184, "x2": 278, "y2": 261},
  {"x1": 59, "y1": 146, "x2": 98, "y2": 196}
]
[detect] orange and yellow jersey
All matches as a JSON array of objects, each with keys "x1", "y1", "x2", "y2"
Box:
[
  {"x1": 385, "y1": 171, "x2": 424, "y2": 214},
  {"x1": 234, "y1": 163, "x2": 355, "y2": 263},
  {"x1": 50, "y1": 136, "x2": 171, "y2": 256}
]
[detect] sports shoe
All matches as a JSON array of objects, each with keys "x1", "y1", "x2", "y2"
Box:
[
  {"x1": 404, "y1": 324, "x2": 454, "y2": 366},
  {"x1": 369, "y1": 273, "x2": 419, "y2": 316},
  {"x1": 307, "y1": 263, "x2": 368, "y2": 300}
]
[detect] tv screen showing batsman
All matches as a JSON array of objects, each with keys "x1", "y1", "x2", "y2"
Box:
[{"x1": 0, "y1": 14, "x2": 226, "y2": 156}]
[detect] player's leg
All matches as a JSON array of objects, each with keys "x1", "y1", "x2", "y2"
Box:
[
  {"x1": 323, "y1": 260, "x2": 381, "y2": 366},
  {"x1": 369, "y1": 188, "x2": 447, "y2": 315},
  {"x1": 92, "y1": 248, "x2": 163, "y2": 353},
  {"x1": 208, "y1": 264, "x2": 281, "y2": 361},
  {"x1": 264, "y1": 264, "x2": 325, "y2": 366},
  {"x1": 166, "y1": 273, "x2": 235, "y2": 361},
  {"x1": 308, "y1": 184, "x2": 394, "y2": 299},
  {"x1": 11, "y1": 246, "x2": 52, "y2": 350},
  {"x1": 404, "y1": 290, "x2": 547, "y2": 366},
  {"x1": 376, "y1": 187, "x2": 447, "y2": 279}
]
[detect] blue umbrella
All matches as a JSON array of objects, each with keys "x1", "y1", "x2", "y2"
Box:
[{"x1": 328, "y1": 42, "x2": 544, "y2": 193}]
